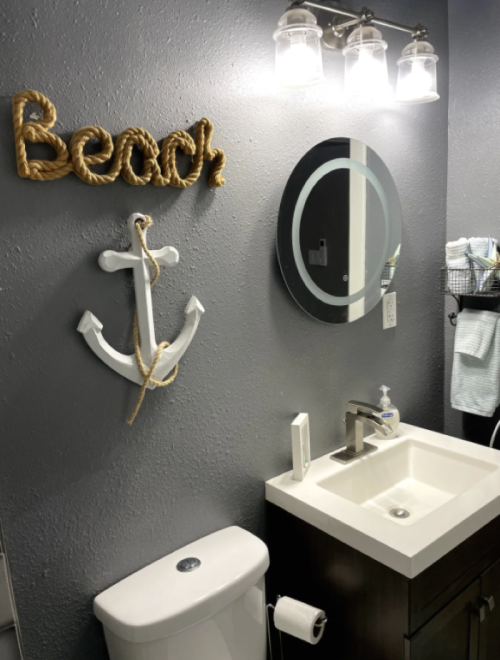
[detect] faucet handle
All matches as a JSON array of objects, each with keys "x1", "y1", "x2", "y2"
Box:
[{"x1": 346, "y1": 400, "x2": 384, "y2": 417}]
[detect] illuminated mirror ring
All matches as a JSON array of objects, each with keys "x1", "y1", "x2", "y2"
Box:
[
  {"x1": 292, "y1": 158, "x2": 390, "y2": 306},
  {"x1": 276, "y1": 138, "x2": 402, "y2": 324}
]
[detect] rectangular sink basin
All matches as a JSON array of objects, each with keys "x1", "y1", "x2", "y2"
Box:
[
  {"x1": 266, "y1": 424, "x2": 500, "y2": 577},
  {"x1": 319, "y1": 440, "x2": 497, "y2": 526}
]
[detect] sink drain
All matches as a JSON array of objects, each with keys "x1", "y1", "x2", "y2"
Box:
[{"x1": 389, "y1": 507, "x2": 410, "y2": 519}]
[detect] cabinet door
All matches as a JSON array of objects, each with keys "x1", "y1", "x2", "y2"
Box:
[
  {"x1": 406, "y1": 580, "x2": 480, "y2": 660},
  {"x1": 479, "y1": 558, "x2": 500, "y2": 660}
]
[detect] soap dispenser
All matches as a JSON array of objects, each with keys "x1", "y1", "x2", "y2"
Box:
[{"x1": 375, "y1": 385, "x2": 400, "y2": 439}]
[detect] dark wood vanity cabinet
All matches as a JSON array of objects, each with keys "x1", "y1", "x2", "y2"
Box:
[
  {"x1": 267, "y1": 504, "x2": 500, "y2": 660},
  {"x1": 406, "y1": 580, "x2": 480, "y2": 660},
  {"x1": 478, "y1": 559, "x2": 500, "y2": 660}
]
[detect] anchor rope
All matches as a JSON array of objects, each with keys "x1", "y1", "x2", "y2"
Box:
[
  {"x1": 13, "y1": 90, "x2": 226, "y2": 188},
  {"x1": 127, "y1": 216, "x2": 179, "y2": 425}
]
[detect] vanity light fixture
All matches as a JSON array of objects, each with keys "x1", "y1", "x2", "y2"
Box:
[{"x1": 273, "y1": 1, "x2": 439, "y2": 104}]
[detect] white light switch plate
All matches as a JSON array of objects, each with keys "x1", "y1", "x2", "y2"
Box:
[{"x1": 383, "y1": 292, "x2": 397, "y2": 329}]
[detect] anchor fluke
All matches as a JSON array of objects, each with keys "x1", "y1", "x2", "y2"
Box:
[
  {"x1": 186, "y1": 295, "x2": 205, "y2": 315},
  {"x1": 77, "y1": 310, "x2": 103, "y2": 334},
  {"x1": 148, "y1": 295, "x2": 205, "y2": 385}
]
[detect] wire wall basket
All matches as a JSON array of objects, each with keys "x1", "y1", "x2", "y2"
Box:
[
  {"x1": 441, "y1": 267, "x2": 500, "y2": 298},
  {"x1": 381, "y1": 263, "x2": 397, "y2": 289}
]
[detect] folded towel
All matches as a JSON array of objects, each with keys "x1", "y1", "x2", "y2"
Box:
[
  {"x1": 455, "y1": 309, "x2": 499, "y2": 359},
  {"x1": 446, "y1": 238, "x2": 472, "y2": 294},
  {"x1": 451, "y1": 309, "x2": 500, "y2": 417}
]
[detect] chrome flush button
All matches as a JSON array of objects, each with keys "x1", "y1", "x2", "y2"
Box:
[{"x1": 176, "y1": 557, "x2": 202, "y2": 572}]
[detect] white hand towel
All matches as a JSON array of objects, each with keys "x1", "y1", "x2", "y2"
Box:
[
  {"x1": 455, "y1": 309, "x2": 499, "y2": 359},
  {"x1": 451, "y1": 309, "x2": 500, "y2": 417}
]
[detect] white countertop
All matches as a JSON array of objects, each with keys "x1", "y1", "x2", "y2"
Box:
[{"x1": 265, "y1": 423, "x2": 500, "y2": 578}]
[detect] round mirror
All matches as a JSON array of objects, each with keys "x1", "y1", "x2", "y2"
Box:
[{"x1": 277, "y1": 138, "x2": 402, "y2": 323}]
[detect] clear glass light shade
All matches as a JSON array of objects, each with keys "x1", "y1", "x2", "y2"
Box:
[
  {"x1": 396, "y1": 41, "x2": 439, "y2": 104},
  {"x1": 273, "y1": 8, "x2": 324, "y2": 87},
  {"x1": 343, "y1": 26, "x2": 389, "y2": 97}
]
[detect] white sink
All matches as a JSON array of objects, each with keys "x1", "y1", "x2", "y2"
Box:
[
  {"x1": 266, "y1": 424, "x2": 500, "y2": 577},
  {"x1": 320, "y1": 439, "x2": 497, "y2": 526}
]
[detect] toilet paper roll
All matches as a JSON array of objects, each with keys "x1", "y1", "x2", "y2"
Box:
[{"x1": 274, "y1": 596, "x2": 326, "y2": 645}]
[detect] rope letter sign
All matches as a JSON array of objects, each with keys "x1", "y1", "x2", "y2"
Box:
[{"x1": 13, "y1": 90, "x2": 226, "y2": 187}]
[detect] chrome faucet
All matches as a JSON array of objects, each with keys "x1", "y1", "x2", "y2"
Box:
[{"x1": 331, "y1": 400, "x2": 393, "y2": 464}]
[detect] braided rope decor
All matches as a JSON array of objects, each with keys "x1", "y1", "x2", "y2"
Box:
[
  {"x1": 13, "y1": 90, "x2": 226, "y2": 187},
  {"x1": 127, "y1": 216, "x2": 179, "y2": 425}
]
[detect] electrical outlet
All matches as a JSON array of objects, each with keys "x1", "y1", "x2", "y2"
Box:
[{"x1": 383, "y1": 292, "x2": 397, "y2": 329}]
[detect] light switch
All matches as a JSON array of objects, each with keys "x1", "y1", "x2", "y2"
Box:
[{"x1": 383, "y1": 292, "x2": 397, "y2": 329}]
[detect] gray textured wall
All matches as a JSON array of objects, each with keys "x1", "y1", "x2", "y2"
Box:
[
  {"x1": 0, "y1": 1, "x2": 448, "y2": 659},
  {"x1": 445, "y1": 0, "x2": 500, "y2": 441}
]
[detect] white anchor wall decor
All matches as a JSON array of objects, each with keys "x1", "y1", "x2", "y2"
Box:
[{"x1": 77, "y1": 212, "x2": 205, "y2": 423}]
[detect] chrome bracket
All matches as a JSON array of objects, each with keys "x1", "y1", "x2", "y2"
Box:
[
  {"x1": 412, "y1": 23, "x2": 429, "y2": 41},
  {"x1": 314, "y1": 2, "x2": 357, "y2": 50},
  {"x1": 297, "y1": 0, "x2": 429, "y2": 46}
]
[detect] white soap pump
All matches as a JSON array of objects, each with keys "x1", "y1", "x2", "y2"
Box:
[{"x1": 375, "y1": 385, "x2": 400, "y2": 439}]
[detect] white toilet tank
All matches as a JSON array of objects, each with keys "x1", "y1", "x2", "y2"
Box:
[{"x1": 94, "y1": 526, "x2": 270, "y2": 660}]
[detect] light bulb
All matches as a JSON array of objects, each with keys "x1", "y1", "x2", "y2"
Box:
[
  {"x1": 274, "y1": 8, "x2": 323, "y2": 87},
  {"x1": 279, "y1": 33, "x2": 321, "y2": 85},
  {"x1": 396, "y1": 41, "x2": 439, "y2": 104},
  {"x1": 348, "y1": 48, "x2": 385, "y2": 94},
  {"x1": 343, "y1": 26, "x2": 389, "y2": 97},
  {"x1": 399, "y1": 59, "x2": 432, "y2": 98}
]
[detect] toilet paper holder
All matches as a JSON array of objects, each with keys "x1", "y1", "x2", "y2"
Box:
[{"x1": 266, "y1": 595, "x2": 328, "y2": 660}]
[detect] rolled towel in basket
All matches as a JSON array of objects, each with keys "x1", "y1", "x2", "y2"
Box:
[
  {"x1": 469, "y1": 237, "x2": 489, "y2": 288},
  {"x1": 469, "y1": 237, "x2": 489, "y2": 257},
  {"x1": 446, "y1": 238, "x2": 470, "y2": 259},
  {"x1": 446, "y1": 238, "x2": 472, "y2": 294}
]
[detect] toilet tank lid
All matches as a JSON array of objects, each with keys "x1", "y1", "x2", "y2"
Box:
[{"x1": 94, "y1": 526, "x2": 269, "y2": 644}]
